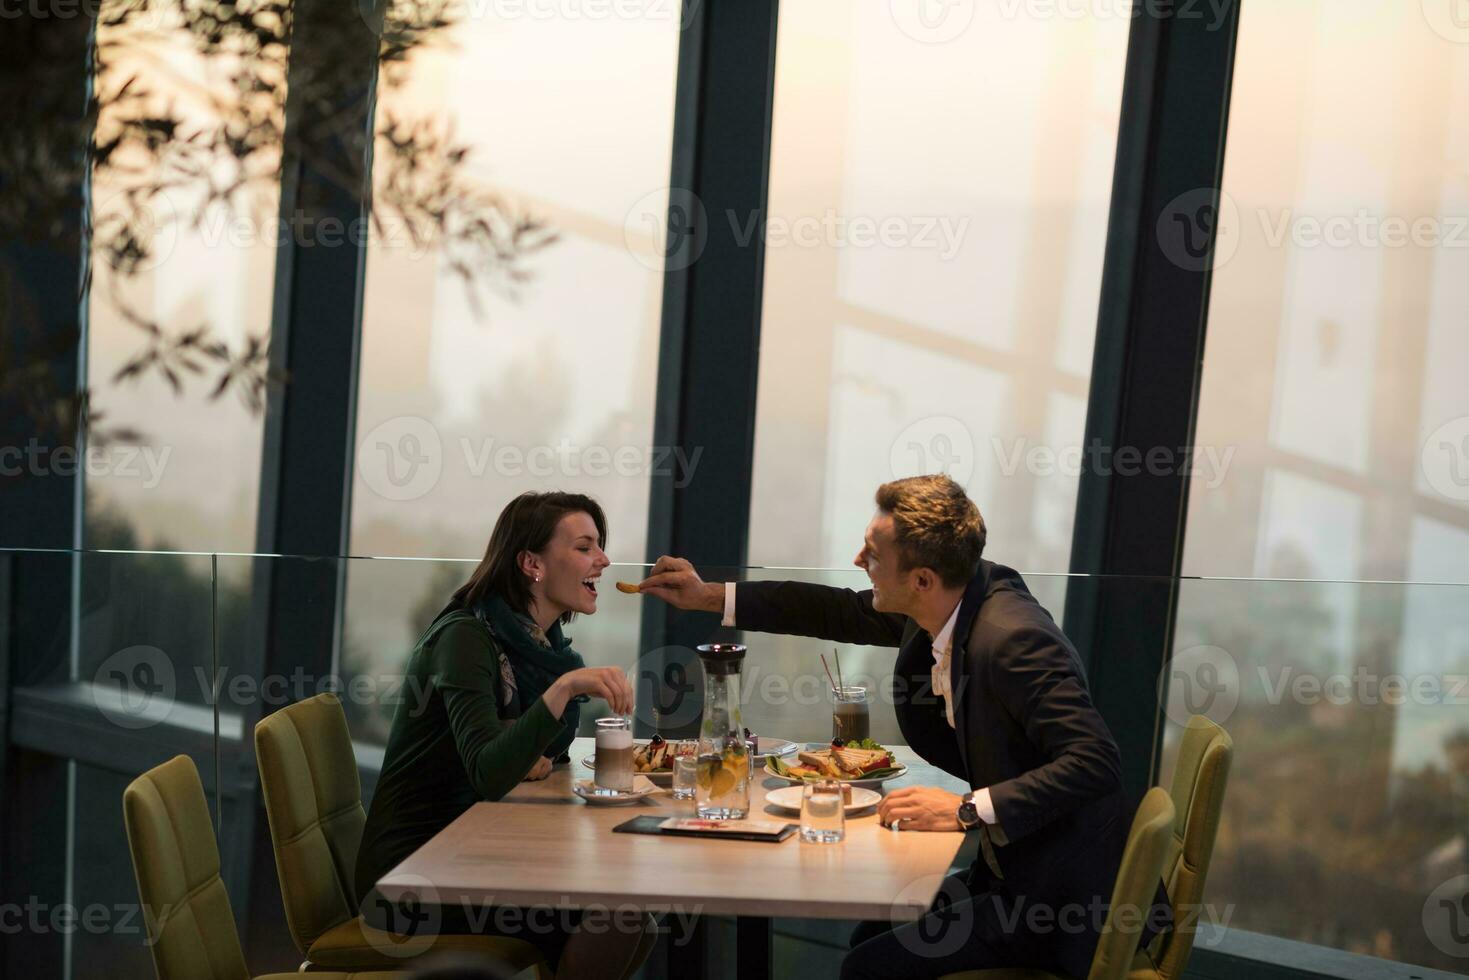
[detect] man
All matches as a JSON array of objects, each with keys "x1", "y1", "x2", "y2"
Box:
[{"x1": 638, "y1": 474, "x2": 1166, "y2": 978}]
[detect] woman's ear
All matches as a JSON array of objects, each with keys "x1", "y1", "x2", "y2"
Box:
[{"x1": 518, "y1": 550, "x2": 544, "y2": 583}]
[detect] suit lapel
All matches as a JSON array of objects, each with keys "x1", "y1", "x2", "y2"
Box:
[
  {"x1": 892, "y1": 621, "x2": 955, "y2": 767},
  {"x1": 948, "y1": 562, "x2": 994, "y2": 780},
  {"x1": 892, "y1": 619, "x2": 930, "y2": 695}
]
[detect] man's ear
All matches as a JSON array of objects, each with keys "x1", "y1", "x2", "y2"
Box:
[{"x1": 913, "y1": 567, "x2": 937, "y2": 592}]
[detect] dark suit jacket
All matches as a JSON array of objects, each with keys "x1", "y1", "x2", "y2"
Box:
[{"x1": 736, "y1": 560, "x2": 1165, "y2": 976}]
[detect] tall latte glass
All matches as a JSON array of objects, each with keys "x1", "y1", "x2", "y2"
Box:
[{"x1": 594, "y1": 717, "x2": 634, "y2": 793}]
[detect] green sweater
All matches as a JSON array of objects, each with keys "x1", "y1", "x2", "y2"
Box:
[{"x1": 354, "y1": 608, "x2": 570, "y2": 906}]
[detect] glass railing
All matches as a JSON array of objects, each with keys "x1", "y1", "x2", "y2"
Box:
[{"x1": 3, "y1": 548, "x2": 1466, "y2": 976}]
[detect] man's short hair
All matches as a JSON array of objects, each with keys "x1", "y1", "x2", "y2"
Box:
[{"x1": 874, "y1": 475, "x2": 986, "y2": 588}]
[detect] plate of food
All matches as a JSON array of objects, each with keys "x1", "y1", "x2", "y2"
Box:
[
  {"x1": 763, "y1": 739, "x2": 907, "y2": 788},
  {"x1": 585, "y1": 732, "x2": 798, "y2": 786},
  {"x1": 583, "y1": 737, "x2": 678, "y2": 786},
  {"x1": 764, "y1": 784, "x2": 882, "y2": 814}
]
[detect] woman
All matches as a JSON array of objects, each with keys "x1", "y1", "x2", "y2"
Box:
[{"x1": 355, "y1": 491, "x2": 652, "y2": 979}]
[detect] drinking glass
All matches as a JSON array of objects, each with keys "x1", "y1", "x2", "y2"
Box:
[
  {"x1": 671, "y1": 739, "x2": 698, "y2": 800},
  {"x1": 800, "y1": 779, "x2": 846, "y2": 844},
  {"x1": 594, "y1": 717, "x2": 634, "y2": 794},
  {"x1": 832, "y1": 686, "x2": 870, "y2": 742}
]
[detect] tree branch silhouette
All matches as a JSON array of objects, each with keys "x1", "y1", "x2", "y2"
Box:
[{"x1": 1, "y1": 0, "x2": 558, "y2": 446}]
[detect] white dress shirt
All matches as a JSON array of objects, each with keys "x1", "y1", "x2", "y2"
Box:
[{"x1": 723, "y1": 582, "x2": 999, "y2": 830}]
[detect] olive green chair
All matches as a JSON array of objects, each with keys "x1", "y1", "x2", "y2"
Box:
[
  {"x1": 1134, "y1": 715, "x2": 1233, "y2": 980},
  {"x1": 122, "y1": 754, "x2": 401, "y2": 980},
  {"x1": 941, "y1": 787, "x2": 1177, "y2": 980},
  {"x1": 254, "y1": 693, "x2": 549, "y2": 976},
  {"x1": 944, "y1": 715, "x2": 1234, "y2": 980}
]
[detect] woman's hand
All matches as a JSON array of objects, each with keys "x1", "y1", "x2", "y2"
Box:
[
  {"x1": 523, "y1": 756, "x2": 554, "y2": 781},
  {"x1": 546, "y1": 665, "x2": 634, "y2": 718}
]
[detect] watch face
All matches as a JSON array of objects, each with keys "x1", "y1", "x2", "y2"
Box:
[{"x1": 957, "y1": 801, "x2": 979, "y2": 826}]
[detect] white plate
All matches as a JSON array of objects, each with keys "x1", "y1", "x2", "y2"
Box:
[
  {"x1": 572, "y1": 776, "x2": 659, "y2": 805},
  {"x1": 582, "y1": 755, "x2": 673, "y2": 787},
  {"x1": 749, "y1": 737, "x2": 800, "y2": 760},
  {"x1": 763, "y1": 759, "x2": 909, "y2": 789},
  {"x1": 764, "y1": 785, "x2": 882, "y2": 814}
]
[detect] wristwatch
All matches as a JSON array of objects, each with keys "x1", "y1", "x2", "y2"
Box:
[{"x1": 956, "y1": 795, "x2": 982, "y2": 830}]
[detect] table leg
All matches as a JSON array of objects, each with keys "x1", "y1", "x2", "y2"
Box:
[
  {"x1": 735, "y1": 915, "x2": 773, "y2": 980},
  {"x1": 666, "y1": 911, "x2": 707, "y2": 978}
]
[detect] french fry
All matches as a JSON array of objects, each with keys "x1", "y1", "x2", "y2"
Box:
[{"x1": 615, "y1": 581, "x2": 641, "y2": 594}]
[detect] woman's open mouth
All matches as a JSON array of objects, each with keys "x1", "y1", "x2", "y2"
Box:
[{"x1": 581, "y1": 576, "x2": 599, "y2": 598}]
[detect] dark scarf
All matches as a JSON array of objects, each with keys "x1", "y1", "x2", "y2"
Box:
[{"x1": 476, "y1": 594, "x2": 585, "y2": 757}]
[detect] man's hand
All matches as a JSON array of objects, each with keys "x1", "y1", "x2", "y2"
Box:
[
  {"x1": 638, "y1": 556, "x2": 724, "y2": 613},
  {"x1": 878, "y1": 786, "x2": 965, "y2": 831},
  {"x1": 523, "y1": 756, "x2": 554, "y2": 781}
]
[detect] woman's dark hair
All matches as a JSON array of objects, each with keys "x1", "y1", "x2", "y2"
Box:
[{"x1": 452, "y1": 491, "x2": 608, "y2": 624}]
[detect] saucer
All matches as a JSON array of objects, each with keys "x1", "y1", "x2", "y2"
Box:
[
  {"x1": 764, "y1": 785, "x2": 882, "y2": 814},
  {"x1": 573, "y1": 775, "x2": 658, "y2": 805}
]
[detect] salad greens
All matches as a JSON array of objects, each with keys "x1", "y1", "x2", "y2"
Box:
[{"x1": 845, "y1": 738, "x2": 886, "y2": 751}]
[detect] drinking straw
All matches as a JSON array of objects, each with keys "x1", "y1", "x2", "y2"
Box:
[
  {"x1": 819, "y1": 653, "x2": 838, "y2": 694},
  {"x1": 833, "y1": 647, "x2": 844, "y2": 692}
]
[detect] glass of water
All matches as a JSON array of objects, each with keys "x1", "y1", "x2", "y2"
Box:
[
  {"x1": 671, "y1": 739, "x2": 699, "y2": 800},
  {"x1": 800, "y1": 779, "x2": 846, "y2": 844}
]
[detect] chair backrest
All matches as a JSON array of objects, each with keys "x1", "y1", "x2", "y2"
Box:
[
  {"x1": 254, "y1": 692, "x2": 368, "y2": 955},
  {"x1": 1088, "y1": 787, "x2": 1176, "y2": 980},
  {"x1": 122, "y1": 755, "x2": 250, "y2": 980},
  {"x1": 1148, "y1": 715, "x2": 1234, "y2": 979}
]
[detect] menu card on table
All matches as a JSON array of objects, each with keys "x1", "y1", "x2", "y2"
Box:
[{"x1": 612, "y1": 815, "x2": 797, "y2": 843}]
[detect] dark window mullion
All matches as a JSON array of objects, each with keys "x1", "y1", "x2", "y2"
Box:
[
  {"x1": 639, "y1": 0, "x2": 781, "y2": 739},
  {"x1": 1063, "y1": 3, "x2": 1243, "y2": 798}
]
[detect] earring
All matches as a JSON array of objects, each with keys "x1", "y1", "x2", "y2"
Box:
[{"x1": 534, "y1": 574, "x2": 541, "y2": 583}]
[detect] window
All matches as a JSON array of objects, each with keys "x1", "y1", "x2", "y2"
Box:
[
  {"x1": 85, "y1": 13, "x2": 276, "y2": 554},
  {"x1": 343, "y1": 8, "x2": 681, "y2": 724},
  {"x1": 748, "y1": 1, "x2": 1127, "y2": 574},
  {"x1": 1175, "y1": 2, "x2": 1469, "y2": 969}
]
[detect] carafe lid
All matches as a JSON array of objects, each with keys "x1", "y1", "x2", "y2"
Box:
[{"x1": 696, "y1": 642, "x2": 746, "y2": 675}]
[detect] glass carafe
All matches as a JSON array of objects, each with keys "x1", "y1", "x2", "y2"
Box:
[{"x1": 694, "y1": 643, "x2": 750, "y2": 818}]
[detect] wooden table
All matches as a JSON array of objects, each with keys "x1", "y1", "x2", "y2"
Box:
[{"x1": 377, "y1": 738, "x2": 969, "y2": 978}]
